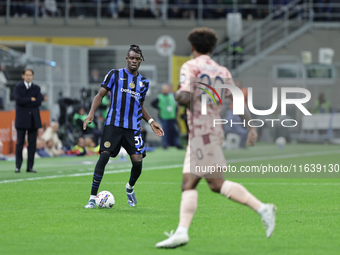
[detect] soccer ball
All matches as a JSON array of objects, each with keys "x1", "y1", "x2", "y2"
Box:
[
  {"x1": 95, "y1": 191, "x2": 115, "y2": 208},
  {"x1": 275, "y1": 137, "x2": 286, "y2": 149}
]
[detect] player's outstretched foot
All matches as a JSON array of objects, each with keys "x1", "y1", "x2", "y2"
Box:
[
  {"x1": 156, "y1": 230, "x2": 189, "y2": 249},
  {"x1": 84, "y1": 199, "x2": 96, "y2": 209},
  {"x1": 261, "y1": 203, "x2": 277, "y2": 238},
  {"x1": 126, "y1": 189, "x2": 137, "y2": 207}
]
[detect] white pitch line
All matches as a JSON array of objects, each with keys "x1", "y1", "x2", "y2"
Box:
[
  {"x1": 0, "y1": 164, "x2": 183, "y2": 184},
  {"x1": 1, "y1": 149, "x2": 339, "y2": 184}
]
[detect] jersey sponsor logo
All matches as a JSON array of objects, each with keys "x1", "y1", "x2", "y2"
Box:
[{"x1": 121, "y1": 88, "x2": 140, "y2": 99}]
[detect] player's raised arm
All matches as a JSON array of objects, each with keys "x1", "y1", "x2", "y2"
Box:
[
  {"x1": 141, "y1": 102, "x2": 164, "y2": 137},
  {"x1": 83, "y1": 87, "x2": 108, "y2": 130}
]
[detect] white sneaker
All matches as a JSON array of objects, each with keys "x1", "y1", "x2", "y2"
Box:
[
  {"x1": 84, "y1": 199, "x2": 96, "y2": 209},
  {"x1": 261, "y1": 203, "x2": 277, "y2": 238},
  {"x1": 155, "y1": 230, "x2": 189, "y2": 248}
]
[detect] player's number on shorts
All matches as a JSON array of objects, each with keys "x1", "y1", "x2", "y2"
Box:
[
  {"x1": 196, "y1": 148, "x2": 203, "y2": 160},
  {"x1": 134, "y1": 136, "x2": 143, "y2": 146}
]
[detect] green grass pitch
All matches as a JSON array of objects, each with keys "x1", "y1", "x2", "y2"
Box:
[{"x1": 0, "y1": 143, "x2": 339, "y2": 255}]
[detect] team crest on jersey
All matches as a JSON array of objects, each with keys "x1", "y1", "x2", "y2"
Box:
[
  {"x1": 104, "y1": 141, "x2": 111, "y2": 148},
  {"x1": 180, "y1": 74, "x2": 186, "y2": 83},
  {"x1": 129, "y1": 81, "x2": 135, "y2": 89}
]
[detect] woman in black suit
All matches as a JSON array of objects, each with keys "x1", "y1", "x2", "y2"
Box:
[{"x1": 13, "y1": 69, "x2": 43, "y2": 173}]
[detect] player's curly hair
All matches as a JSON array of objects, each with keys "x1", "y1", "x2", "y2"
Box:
[
  {"x1": 128, "y1": 44, "x2": 145, "y2": 61},
  {"x1": 188, "y1": 27, "x2": 218, "y2": 54}
]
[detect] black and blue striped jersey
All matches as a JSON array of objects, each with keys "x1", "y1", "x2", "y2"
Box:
[{"x1": 101, "y1": 68, "x2": 150, "y2": 131}]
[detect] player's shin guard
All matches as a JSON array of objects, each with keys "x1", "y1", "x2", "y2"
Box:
[
  {"x1": 90, "y1": 152, "x2": 110, "y2": 195},
  {"x1": 178, "y1": 190, "x2": 198, "y2": 229},
  {"x1": 128, "y1": 161, "x2": 142, "y2": 187},
  {"x1": 220, "y1": 180, "x2": 261, "y2": 211}
]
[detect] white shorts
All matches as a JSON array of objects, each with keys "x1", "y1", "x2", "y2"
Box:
[{"x1": 183, "y1": 134, "x2": 227, "y2": 178}]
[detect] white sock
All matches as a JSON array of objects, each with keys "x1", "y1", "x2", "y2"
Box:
[
  {"x1": 175, "y1": 226, "x2": 188, "y2": 235},
  {"x1": 257, "y1": 203, "x2": 266, "y2": 216},
  {"x1": 126, "y1": 182, "x2": 134, "y2": 190},
  {"x1": 90, "y1": 195, "x2": 96, "y2": 201},
  {"x1": 178, "y1": 189, "x2": 198, "y2": 229}
]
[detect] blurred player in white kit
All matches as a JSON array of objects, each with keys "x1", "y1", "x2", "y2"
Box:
[{"x1": 156, "y1": 27, "x2": 277, "y2": 249}]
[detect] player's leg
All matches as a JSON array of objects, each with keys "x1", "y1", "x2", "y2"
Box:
[
  {"x1": 26, "y1": 128, "x2": 37, "y2": 172},
  {"x1": 15, "y1": 129, "x2": 26, "y2": 172},
  {"x1": 156, "y1": 173, "x2": 201, "y2": 248},
  {"x1": 125, "y1": 154, "x2": 143, "y2": 207},
  {"x1": 219, "y1": 179, "x2": 276, "y2": 238},
  {"x1": 205, "y1": 174, "x2": 276, "y2": 238},
  {"x1": 84, "y1": 151, "x2": 110, "y2": 208},
  {"x1": 85, "y1": 126, "x2": 122, "y2": 208},
  {"x1": 123, "y1": 129, "x2": 145, "y2": 207}
]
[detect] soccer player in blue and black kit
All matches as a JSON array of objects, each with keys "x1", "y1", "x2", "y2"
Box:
[{"x1": 84, "y1": 44, "x2": 164, "y2": 208}]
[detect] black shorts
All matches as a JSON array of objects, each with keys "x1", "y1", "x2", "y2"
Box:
[{"x1": 99, "y1": 125, "x2": 146, "y2": 158}]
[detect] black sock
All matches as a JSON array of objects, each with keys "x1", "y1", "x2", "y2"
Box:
[
  {"x1": 91, "y1": 152, "x2": 110, "y2": 196},
  {"x1": 128, "y1": 161, "x2": 143, "y2": 188}
]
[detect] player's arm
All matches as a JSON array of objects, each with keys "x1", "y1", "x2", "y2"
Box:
[
  {"x1": 239, "y1": 107, "x2": 258, "y2": 146},
  {"x1": 176, "y1": 62, "x2": 193, "y2": 108},
  {"x1": 83, "y1": 87, "x2": 108, "y2": 130},
  {"x1": 13, "y1": 85, "x2": 32, "y2": 106},
  {"x1": 141, "y1": 102, "x2": 164, "y2": 137}
]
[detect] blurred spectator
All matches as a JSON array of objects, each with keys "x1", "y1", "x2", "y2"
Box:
[
  {"x1": 151, "y1": 84, "x2": 183, "y2": 149},
  {"x1": 11, "y1": 0, "x2": 24, "y2": 17},
  {"x1": 40, "y1": 93, "x2": 49, "y2": 110},
  {"x1": 225, "y1": 37, "x2": 244, "y2": 69},
  {"x1": 314, "y1": 92, "x2": 331, "y2": 113},
  {"x1": 42, "y1": 0, "x2": 60, "y2": 17},
  {"x1": 66, "y1": 137, "x2": 87, "y2": 156},
  {"x1": 37, "y1": 127, "x2": 45, "y2": 138},
  {"x1": 169, "y1": 0, "x2": 197, "y2": 18},
  {"x1": 23, "y1": 0, "x2": 36, "y2": 17},
  {"x1": 85, "y1": 136, "x2": 99, "y2": 155},
  {"x1": 89, "y1": 68, "x2": 101, "y2": 84},
  {"x1": 41, "y1": 121, "x2": 64, "y2": 155},
  {"x1": 35, "y1": 138, "x2": 51, "y2": 158},
  {"x1": 134, "y1": 0, "x2": 158, "y2": 17},
  {"x1": 45, "y1": 139, "x2": 58, "y2": 156},
  {"x1": 107, "y1": 0, "x2": 124, "y2": 19},
  {"x1": 225, "y1": 81, "x2": 249, "y2": 148},
  {"x1": 73, "y1": 106, "x2": 101, "y2": 144}
]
